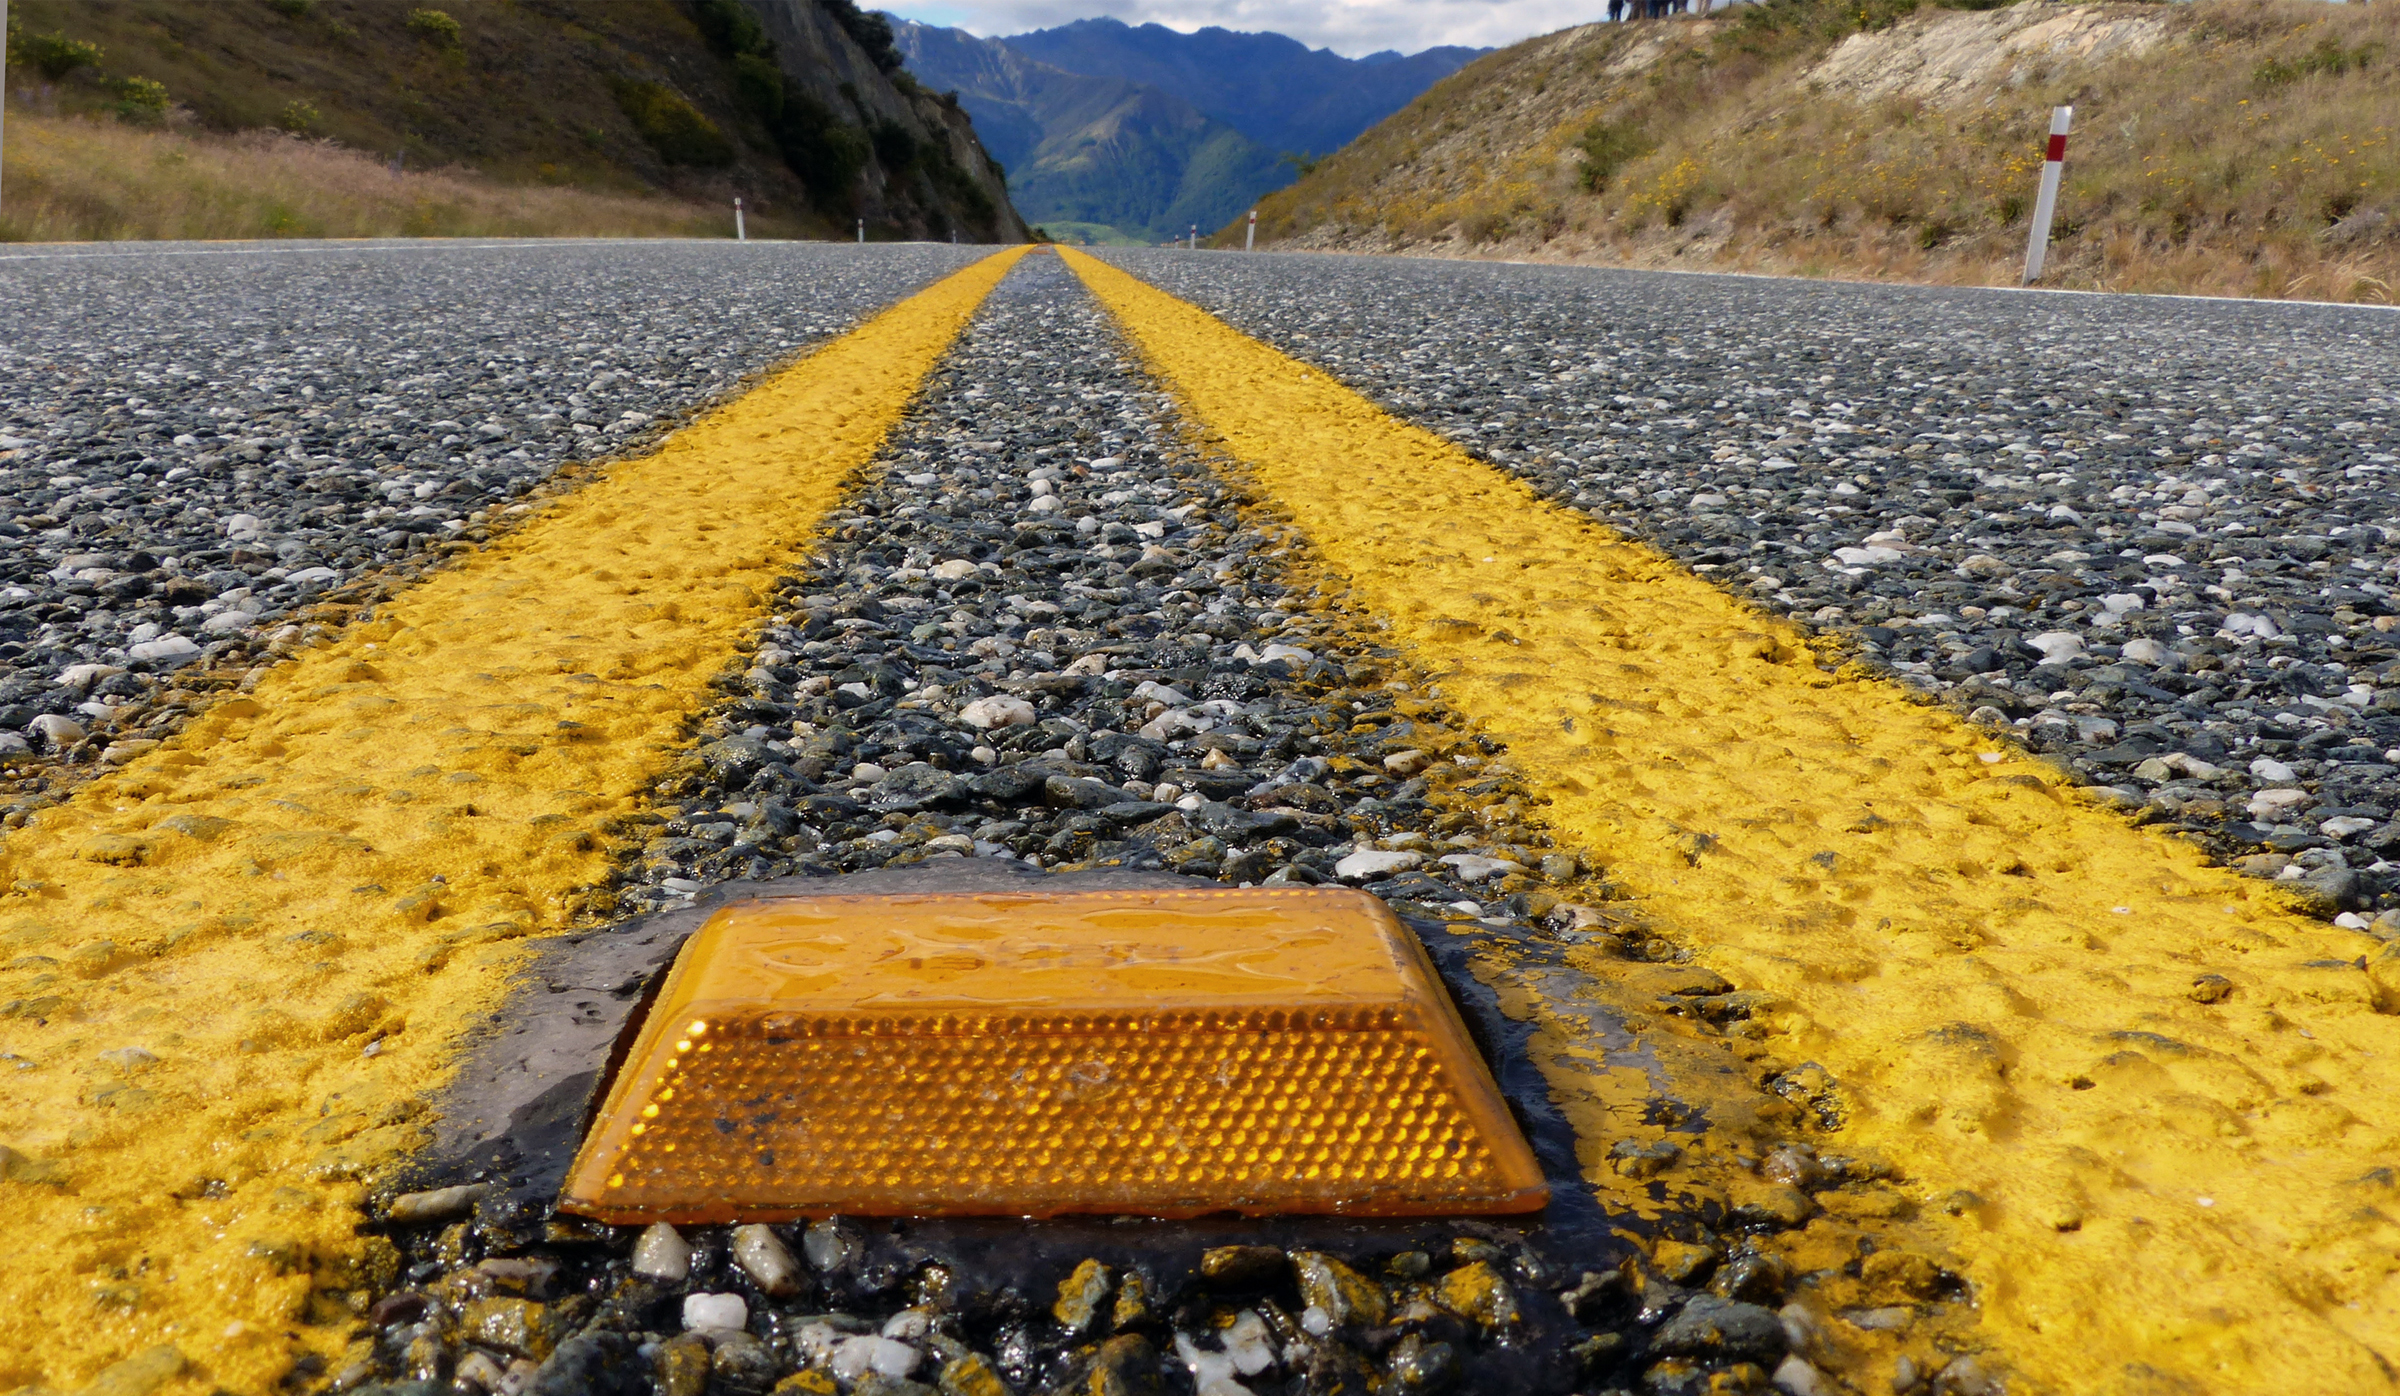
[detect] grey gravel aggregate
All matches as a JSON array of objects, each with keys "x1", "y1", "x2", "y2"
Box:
[
  {"x1": 0, "y1": 239, "x2": 983, "y2": 772},
  {"x1": 0, "y1": 242, "x2": 2013, "y2": 1392},
  {"x1": 1098, "y1": 251, "x2": 2400, "y2": 918},
  {"x1": 603, "y1": 256, "x2": 1625, "y2": 941},
  {"x1": 344, "y1": 256, "x2": 1927, "y2": 1396},
  {"x1": 613, "y1": 253, "x2": 1447, "y2": 911}
]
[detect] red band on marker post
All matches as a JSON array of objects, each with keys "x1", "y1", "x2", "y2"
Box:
[{"x1": 2045, "y1": 134, "x2": 2069, "y2": 162}]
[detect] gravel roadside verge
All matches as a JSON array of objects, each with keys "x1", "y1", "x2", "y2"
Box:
[
  {"x1": 1097, "y1": 250, "x2": 2400, "y2": 923},
  {"x1": 338, "y1": 254, "x2": 1978, "y2": 1396},
  {"x1": 0, "y1": 240, "x2": 984, "y2": 801}
]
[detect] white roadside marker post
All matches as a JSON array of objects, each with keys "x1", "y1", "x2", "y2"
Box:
[
  {"x1": 734, "y1": 197, "x2": 746, "y2": 242},
  {"x1": 1246, "y1": 209, "x2": 1257, "y2": 252},
  {"x1": 1188, "y1": 224, "x2": 1197, "y2": 251},
  {"x1": 857, "y1": 218, "x2": 864, "y2": 244},
  {"x1": 2022, "y1": 105, "x2": 2073, "y2": 285}
]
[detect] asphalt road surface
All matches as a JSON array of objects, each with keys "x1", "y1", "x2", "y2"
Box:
[
  {"x1": 3, "y1": 242, "x2": 2397, "y2": 1396},
  {"x1": 1104, "y1": 250, "x2": 2400, "y2": 916}
]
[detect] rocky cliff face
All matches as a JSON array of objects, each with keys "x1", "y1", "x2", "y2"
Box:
[{"x1": 728, "y1": 0, "x2": 1028, "y2": 241}]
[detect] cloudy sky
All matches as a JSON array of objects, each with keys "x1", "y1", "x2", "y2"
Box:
[{"x1": 880, "y1": 0, "x2": 1600, "y2": 57}]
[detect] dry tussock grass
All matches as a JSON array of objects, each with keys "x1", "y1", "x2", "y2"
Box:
[
  {"x1": 0, "y1": 112, "x2": 767, "y2": 242},
  {"x1": 1246, "y1": 0, "x2": 2399, "y2": 304}
]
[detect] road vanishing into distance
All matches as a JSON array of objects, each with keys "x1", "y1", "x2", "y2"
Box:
[{"x1": 1, "y1": 240, "x2": 2397, "y2": 1396}]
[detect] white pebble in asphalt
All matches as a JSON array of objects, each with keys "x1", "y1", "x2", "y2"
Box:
[
  {"x1": 630, "y1": 1222, "x2": 692, "y2": 1282},
  {"x1": 682, "y1": 1292, "x2": 747, "y2": 1332}
]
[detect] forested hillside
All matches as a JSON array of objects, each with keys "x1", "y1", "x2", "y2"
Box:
[{"x1": 1, "y1": 0, "x2": 1026, "y2": 241}]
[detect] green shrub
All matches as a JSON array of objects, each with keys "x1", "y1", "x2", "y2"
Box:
[
  {"x1": 920, "y1": 138, "x2": 995, "y2": 230},
  {"x1": 113, "y1": 76, "x2": 171, "y2": 125},
  {"x1": 733, "y1": 52, "x2": 785, "y2": 122},
  {"x1": 870, "y1": 118, "x2": 918, "y2": 172},
  {"x1": 822, "y1": 0, "x2": 903, "y2": 73},
  {"x1": 279, "y1": 98, "x2": 322, "y2": 133},
  {"x1": 2255, "y1": 39, "x2": 2380, "y2": 88},
  {"x1": 612, "y1": 78, "x2": 735, "y2": 167},
  {"x1": 693, "y1": 0, "x2": 769, "y2": 57},
  {"x1": 1576, "y1": 118, "x2": 1653, "y2": 193},
  {"x1": 266, "y1": 0, "x2": 317, "y2": 17},
  {"x1": 405, "y1": 9, "x2": 463, "y2": 47},
  {"x1": 20, "y1": 30, "x2": 104, "y2": 80},
  {"x1": 774, "y1": 94, "x2": 870, "y2": 206},
  {"x1": 1729, "y1": 0, "x2": 1925, "y2": 46}
]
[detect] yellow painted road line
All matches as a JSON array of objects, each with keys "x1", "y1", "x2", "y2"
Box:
[
  {"x1": 0, "y1": 246, "x2": 1028, "y2": 1392},
  {"x1": 1067, "y1": 247, "x2": 2400, "y2": 1394}
]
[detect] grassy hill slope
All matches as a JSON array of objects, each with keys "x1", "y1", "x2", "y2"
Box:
[
  {"x1": 1, "y1": 110, "x2": 746, "y2": 241},
  {"x1": 2, "y1": 0, "x2": 1024, "y2": 242},
  {"x1": 1240, "y1": 0, "x2": 2397, "y2": 302}
]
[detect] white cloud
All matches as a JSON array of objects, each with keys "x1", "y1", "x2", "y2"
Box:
[{"x1": 881, "y1": 0, "x2": 1610, "y2": 57}]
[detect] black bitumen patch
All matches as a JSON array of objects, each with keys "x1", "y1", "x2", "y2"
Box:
[{"x1": 419, "y1": 858, "x2": 1618, "y2": 1277}]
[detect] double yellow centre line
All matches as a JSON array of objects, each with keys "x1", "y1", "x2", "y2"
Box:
[
  {"x1": 7, "y1": 241, "x2": 2389, "y2": 1395},
  {"x1": 0, "y1": 248, "x2": 1026, "y2": 1391},
  {"x1": 1062, "y1": 246, "x2": 2400, "y2": 1394}
]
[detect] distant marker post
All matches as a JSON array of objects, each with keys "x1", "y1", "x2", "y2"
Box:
[
  {"x1": 734, "y1": 197, "x2": 746, "y2": 242},
  {"x1": 858, "y1": 218, "x2": 865, "y2": 244},
  {"x1": 1189, "y1": 224, "x2": 1197, "y2": 251},
  {"x1": 1246, "y1": 209, "x2": 1257, "y2": 252},
  {"x1": 2022, "y1": 105, "x2": 2072, "y2": 284}
]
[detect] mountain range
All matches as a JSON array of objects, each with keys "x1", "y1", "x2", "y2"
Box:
[
  {"x1": 1005, "y1": 19, "x2": 1485, "y2": 161},
  {"x1": 891, "y1": 16, "x2": 1481, "y2": 244}
]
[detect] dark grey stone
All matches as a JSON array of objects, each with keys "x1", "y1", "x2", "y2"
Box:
[
  {"x1": 528, "y1": 1332, "x2": 649, "y2": 1396},
  {"x1": 1649, "y1": 1295, "x2": 1787, "y2": 1364}
]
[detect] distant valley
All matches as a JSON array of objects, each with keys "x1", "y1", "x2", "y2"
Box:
[{"x1": 891, "y1": 16, "x2": 1480, "y2": 244}]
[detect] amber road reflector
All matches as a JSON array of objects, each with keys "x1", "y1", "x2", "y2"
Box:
[{"x1": 562, "y1": 887, "x2": 1547, "y2": 1222}]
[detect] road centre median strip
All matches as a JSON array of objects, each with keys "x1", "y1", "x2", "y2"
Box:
[
  {"x1": 1065, "y1": 247, "x2": 2400, "y2": 1393},
  {"x1": 0, "y1": 245, "x2": 1027, "y2": 1393}
]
